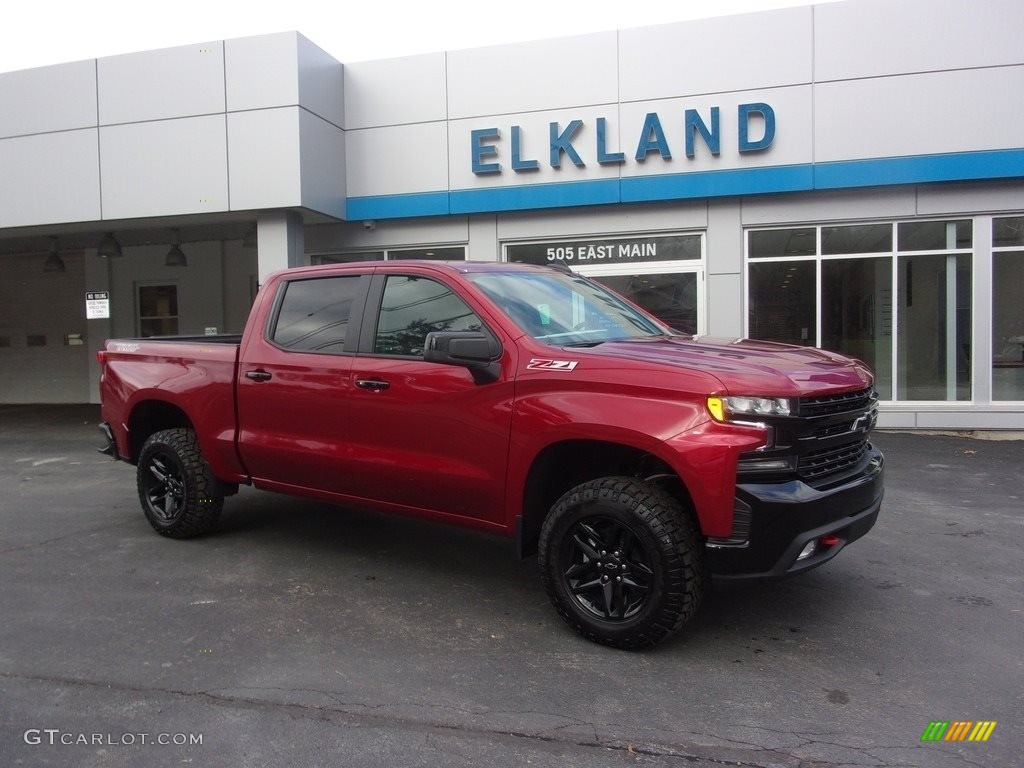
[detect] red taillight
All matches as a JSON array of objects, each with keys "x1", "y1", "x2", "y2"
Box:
[
  {"x1": 96, "y1": 351, "x2": 107, "y2": 365},
  {"x1": 820, "y1": 534, "x2": 841, "y2": 548}
]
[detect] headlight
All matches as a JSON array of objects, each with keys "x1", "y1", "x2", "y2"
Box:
[{"x1": 707, "y1": 395, "x2": 792, "y2": 422}]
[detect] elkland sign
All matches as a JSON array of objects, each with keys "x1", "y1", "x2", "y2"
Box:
[{"x1": 471, "y1": 103, "x2": 776, "y2": 175}]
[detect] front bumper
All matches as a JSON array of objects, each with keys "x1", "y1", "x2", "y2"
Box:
[{"x1": 706, "y1": 446, "x2": 884, "y2": 579}]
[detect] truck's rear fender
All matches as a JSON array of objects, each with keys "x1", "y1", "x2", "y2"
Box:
[
  {"x1": 510, "y1": 392, "x2": 766, "y2": 556},
  {"x1": 120, "y1": 389, "x2": 246, "y2": 487}
]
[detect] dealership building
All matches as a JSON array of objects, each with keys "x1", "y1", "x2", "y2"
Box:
[{"x1": 0, "y1": 0, "x2": 1022, "y2": 429}]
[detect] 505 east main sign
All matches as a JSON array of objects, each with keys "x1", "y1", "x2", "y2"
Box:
[{"x1": 471, "y1": 103, "x2": 776, "y2": 175}]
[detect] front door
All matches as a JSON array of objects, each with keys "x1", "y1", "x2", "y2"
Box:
[{"x1": 345, "y1": 273, "x2": 515, "y2": 523}]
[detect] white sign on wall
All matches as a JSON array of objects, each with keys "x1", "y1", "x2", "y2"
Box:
[{"x1": 86, "y1": 291, "x2": 110, "y2": 320}]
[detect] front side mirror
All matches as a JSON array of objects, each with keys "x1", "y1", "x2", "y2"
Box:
[{"x1": 424, "y1": 331, "x2": 502, "y2": 383}]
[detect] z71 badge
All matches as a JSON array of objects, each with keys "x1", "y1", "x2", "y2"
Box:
[{"x1": 527, "y1": 358, "x2": 579, "y2": 371}]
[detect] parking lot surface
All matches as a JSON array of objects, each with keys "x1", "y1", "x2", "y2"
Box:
[{"x1": 0, "y1": 405, "x2": 1020, "y2": 767}]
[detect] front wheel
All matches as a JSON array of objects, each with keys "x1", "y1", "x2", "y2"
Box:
[
  {"x1": 538, "y1": 477, "x2": 707, "y2": 649},
  {"x1": 137, "y1": 428, "x2": 223, "y2": 538}
]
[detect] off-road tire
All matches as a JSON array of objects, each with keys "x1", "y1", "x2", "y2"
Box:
[
  {"x1": 137, "y1": 428, "x2": 223, "y2": 538},
  {"x1": 538, "y1": 476, "x2": 707, "y2": 649}
]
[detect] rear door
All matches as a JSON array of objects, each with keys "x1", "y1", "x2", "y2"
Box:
[
  {"x1": 345, "y1": 271, "x2": 516, "y2": 523},
  {"x1": 236, "y1": 271, "x2": 369, "y2": 492}
]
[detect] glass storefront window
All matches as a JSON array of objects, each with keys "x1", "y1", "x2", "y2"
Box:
[
  {"x1": 992, "y1": 217, "x2": 1024, "y2": 247},
  {"x1": 992, "y1": 217, "x2": 1024, "y2": 400},
  {"x1": 822, "y1": 224, "x2": 892, "y2": 255},
  {"x1": 314, "y1": 251, "x2": 384, "y2": 264},
  {"x1": 748, "y1": 228, "x2": 816, "y2": 258},
  {"x1": 896, "y1": 254, "x2": 972, "y2": 401},
  {"x1": 314, "y1": 246, "x2": 466, "y2": 264},
  {"x1": 593, "y1": 273, "x2": 698, "y2": 334},
  {"x1": 898, "y1": 220, "x2": 971, "y2": 251},
  {"x1": 747, "y1": 260, "x2": 816, "y2": 346},
  {"x1": 389, "y1": 247, "x2": 465, "y2": 260},
  {"x1": 748, "y1": 219, "x2": 976, "y2": 402},
  {"x1": 822, "y1": 257, "x2": 893, "y2": 399}
]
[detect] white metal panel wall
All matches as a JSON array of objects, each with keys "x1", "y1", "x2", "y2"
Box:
[
  {"x1": 446, "y1": 32, "x2": 617, "y2": 119},
  {"x1": 227, "y1": 108, "x2": 302, "y2": 211},
  {"x1": 100, "y1": 115, "x2": 229, "y2": 219},
  {"x1": 0, "y1": 130, "x2": 101, "y2": 227},
  {"x1": 343, "y1": 53, "x2": 447, "y2": 129},
  {"x1": 619, "y1": 7, "x2": 812, "y2": 102},
  {"x1": 299, "y1": 110, "x2": 346, "y2": 219},
  {"x1": 0, "y1": 61, "x2": 97, "y2": 138},
  {"x1": 97, "y1": 42, "x2": 226, "y2": 124},
  {"x1": 224, "y1": 32, "x2": 299, "y2": 113},
  {"x1": 815, "y1": 0, "x2": 1024, "y2": 82},
  {"x1": 297, "y1": 33, "x2": 345, "y2": 128},
  {"x1": 741, "y1": 187, "x2": 917, "y2": 225},
  {"x1": 496, "y1": 201, "x2": 707, "y2": 240},
  {"x1": 814, "y1": 66, "x2": 1024, "y2": 162},
  {"x1": 917, "y1": 181, "x2": 1024, "y2": 216},
  {"x1": 346, "y1": 122, "x2": 448, "y2": 197}
]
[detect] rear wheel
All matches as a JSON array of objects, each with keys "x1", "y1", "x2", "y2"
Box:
[
  {"x1": 137, "y1": 428, "x2": 223, "y2": 538},
  {"x1": 538, "y1": 476, "x2": 707, "y2": 649}
]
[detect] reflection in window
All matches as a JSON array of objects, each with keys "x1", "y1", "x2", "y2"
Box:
[
  {"x1": 993, "y1": 249, "x2": 1024, "y2": 400},
  {"x1": 993, "y1": 217, "x2": 1024, "y2": 247},
  {"x1": 822, "y1": 224, "x2": 892, "y2": 255},
  {"x1": 896, "y1": 254, "x2": 971, "y2": 400},
  {"x1": 272, "y1": 276, "x2": 361, "y2": 353},
  {"x1": 898, "y1": 220, "x2": 971, "y2": 251},
  {"x1": 748, "y1": 261, "x2": 816, "y2": 346},
  {"x1": 470, "y1": 272, "x2": 663, "y2": 344},
  {"x1": 748, "y1": 228, "x2": 816, "y2": 258},
  {"x1": 374, "y1": 276, "x2": 482, "y2": 357},
  {"x1": 822, "y1": 258, "x2": 893, "y2": 399},
  {"x1": 594, "y1": 273, "x2": 698, "y2": 333}
]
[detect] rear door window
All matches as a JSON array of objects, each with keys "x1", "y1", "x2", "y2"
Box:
[{"x1": 271, "y1": 276, "x2": 362, "y2": 353}]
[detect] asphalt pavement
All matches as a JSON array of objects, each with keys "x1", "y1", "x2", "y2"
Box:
[{"x1": 0, "y1": 404, "x2": 1020, "y2": 768}]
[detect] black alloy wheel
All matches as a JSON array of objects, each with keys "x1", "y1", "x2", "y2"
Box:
[
  {"x1": 539, "y1": 476, "x2": 707, "y2": 649},
  {"x1": 141, "y1": 449, "x2": 187, "y2": 523},
  {"x1": 560, "y1": 516, "x2": 654, "y2": 621},
  {"x1": 136, "y1": 428, "x2": 223, "y2": 538}
]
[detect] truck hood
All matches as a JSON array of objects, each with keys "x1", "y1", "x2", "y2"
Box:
[{"x1": 573, "y1": 335, "x2": 874, "y2": 397}]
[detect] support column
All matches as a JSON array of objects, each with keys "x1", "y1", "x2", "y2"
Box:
[{"x1": 256, "y1": 210, "x2": 306, "y2": 285}]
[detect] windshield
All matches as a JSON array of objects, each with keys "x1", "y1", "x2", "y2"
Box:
[{"x1": 468, "y1": 270, "x2": 668, "y2": 345}]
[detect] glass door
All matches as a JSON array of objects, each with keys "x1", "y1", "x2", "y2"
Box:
[
  {"x1": 583, "y1": 266, "x2": 703, "y2": 335},
  {"x1": 504, "y1": 233, "x2": 706, "y2": 335}
]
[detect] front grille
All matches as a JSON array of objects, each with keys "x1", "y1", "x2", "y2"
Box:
[
  {"x1": 797, "y1": 387, "x2": 874, "y2": 417},
  {"x1": 798, "y1": 439, "x2": 869, "y2": 482}
]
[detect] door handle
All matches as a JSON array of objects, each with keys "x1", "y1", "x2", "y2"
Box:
[
  {"x1": 245, "y1": 370, "x2": 272, "y2": 382},
  {"x1": 355, "y1": 378, "x2": 390, "y2": 391}
]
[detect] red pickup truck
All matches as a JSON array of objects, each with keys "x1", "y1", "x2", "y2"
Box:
[{"x1": 99, "y1": 261, "x2": 883, "y2": 648}]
